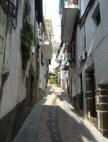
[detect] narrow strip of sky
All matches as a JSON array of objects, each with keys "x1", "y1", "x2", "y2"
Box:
[{"x1": 43, "y1": 0, "x2": 61, "y2": 42}]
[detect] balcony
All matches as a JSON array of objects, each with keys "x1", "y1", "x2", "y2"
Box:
[{"x1": 61, "y1": 0, "x2": 80, "y2": 42}]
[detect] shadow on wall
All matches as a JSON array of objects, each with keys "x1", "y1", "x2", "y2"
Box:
[
  {"x1": 58, "y1": 91, "x2": 70, "y2": 103},
  {"x1": 54, "y1": 90, "x2": 83, "y2": 117},
  {"x1": 0, "y1": 99, "x2": 28, "y2": 142}
]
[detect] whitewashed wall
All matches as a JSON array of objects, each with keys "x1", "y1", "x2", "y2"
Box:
[
  {"x1": 39, "y1": 48, "x2": 47, "y2": 92},
  {"x1": 80, "y1": 0, "x2": 90, "y2": 16},
  {"x1": 0, "y1": 0, "x2": 36, "y2": 119},
  {"x1": 74, "y1": 0, "x2": 108, "y2": 95},
  {"x1": 83, "y1": 0, "x2": 108, "y2": 86}
]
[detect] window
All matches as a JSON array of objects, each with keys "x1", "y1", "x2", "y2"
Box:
[
  {"x1": 41, "y1": 53, "x2": 44, "y2": 66},
  {"x1": 92, "y1": 3, "x2": 101, "y2": 26}
]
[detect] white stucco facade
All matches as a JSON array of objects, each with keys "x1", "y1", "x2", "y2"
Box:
[
  {"x1": 59, "y1": 0, "x2": 108, "y2": 134},
  {"x1": 0, "y1": 0, "x2": 36, "y2": 119}
]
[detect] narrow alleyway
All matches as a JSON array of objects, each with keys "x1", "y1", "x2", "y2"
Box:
[
  {"x1": 14, "y1": 85, "x2": 108, "y2": 142},
  {"x1": 1, "y1": 1, "x2": 108, "y2": 142}
]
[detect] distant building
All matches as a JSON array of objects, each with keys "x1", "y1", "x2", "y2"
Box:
[
  {"x1": 37, "y1": 19, "x2": 53, "y2": 100},
  {"x1": 44, "y1": 19, "x2": 54, "y2": 42}
]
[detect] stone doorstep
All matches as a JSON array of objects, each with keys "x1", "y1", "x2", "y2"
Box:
[
  {"x1": 98, "y1": 84, "x2": 108, "y2": 89},
  {"x1": 80, "y1": 125, "x2": 108, "y2": 142},
  {"x1": 99, "y1": 128, "x2": 108, "y2": 136},
  {"x1": 87, "y1": 117, "x2": 98, "y2": 129},
  {"x1": 98, "y1": 111, "x2": 108, "y2": 130}
]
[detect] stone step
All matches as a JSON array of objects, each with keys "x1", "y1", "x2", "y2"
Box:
[
  {"x1": 96, "y1": 103, "x2": 108, "y2": 111},
  {"x1": 98, "y1": 84, "x2": 108, "y2": 89},
  {"x1": 96, "y1": 96, "x2": 108, "y2": 104},
  {"x1": 96, "y1": 89, "x2": 108, "y2": 96}
]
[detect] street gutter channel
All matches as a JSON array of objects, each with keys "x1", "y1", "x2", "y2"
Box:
[{"x1": 47, "y1": 106, "x2": 63, "y2": 142}]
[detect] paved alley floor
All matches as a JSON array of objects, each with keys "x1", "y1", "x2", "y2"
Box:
[{"x1": 14, "y1": 85, "x2": 108, "y2": 142}]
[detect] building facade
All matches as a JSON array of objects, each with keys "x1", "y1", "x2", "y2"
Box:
[
  {"x1": 0, "y1": 0, "x2": 52, "y2": 141},
  {"x1": 58, "y1": 0, "x2": 108, "y2": 135},
  {"x1": 56, "y1": 44, "x2": 69, "y2": 90},
  {"x1": 36, "y1": 19, "x2": 53, "y2": 100}
]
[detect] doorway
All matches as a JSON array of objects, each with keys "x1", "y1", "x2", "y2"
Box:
[
  {"x1": 80, "y1": 74, "x2": 83, "y2": 110},
  {"x1": 86, "y1": 70, "x2": 97, "y2": 118}
]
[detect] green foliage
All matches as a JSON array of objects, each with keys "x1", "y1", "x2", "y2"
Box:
[
  {"x1": 48, "y1": 75, "x2": 58, "y2": 85},
  {"x1": 21, "y1": 23, "x2": 34, "y2": 69}
]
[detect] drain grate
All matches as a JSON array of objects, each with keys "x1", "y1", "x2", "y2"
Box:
[{"x1": 47, "y1": 107, "x2": 63, "y2": 142}]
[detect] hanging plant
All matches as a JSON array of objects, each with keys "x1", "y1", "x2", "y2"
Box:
[{"x1": 21, "y1": 22, "x2": 34, "y2": 69}]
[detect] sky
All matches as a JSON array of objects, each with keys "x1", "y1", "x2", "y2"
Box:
[
  {"x1": 43, "y1": 0, "x2": 61, "y2": 42},
  {"x1": 43, "y1": 0, "x2": 61, "y2": 72}
]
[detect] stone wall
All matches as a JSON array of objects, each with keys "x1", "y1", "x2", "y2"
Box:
[
  {"x1": 0, "y1": 0, "x2": 38, "y2": 141},
  {"x1": 96, "y1": 84, "x2": 108, "y2": 135}
]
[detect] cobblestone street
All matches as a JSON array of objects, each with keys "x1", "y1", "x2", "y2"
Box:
[{"x1": 14, "y1": 85, "x2": 108, "y2": 142}]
